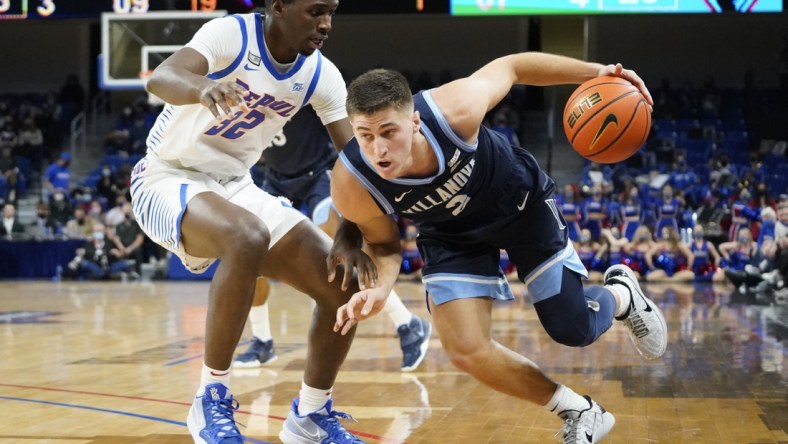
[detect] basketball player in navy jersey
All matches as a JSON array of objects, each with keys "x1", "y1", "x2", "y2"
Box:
[
  {"x1": 233, "y1": 105, "x2": 431, "y2": 372},
  {"x1": 133, "y1": 1, "x2": 368, "y2": 443},
  {"x1": 329, "y1": 53, "x2": 667, "y2": 443}
]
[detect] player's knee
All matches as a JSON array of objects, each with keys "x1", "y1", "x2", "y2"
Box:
[
  {"x1": 225, "y1": 216, "x2": 271, "y2": 259},
  {"x1": 442, "y1": 337, "x2": 492, "y2": 374},
  {"x1": 542, "y1": 323, "x2": 594, "y2": 347}
]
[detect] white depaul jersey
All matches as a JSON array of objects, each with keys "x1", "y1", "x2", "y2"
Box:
[{"x1": 146, "y1": 13, "x2": 347, "y2": 177}]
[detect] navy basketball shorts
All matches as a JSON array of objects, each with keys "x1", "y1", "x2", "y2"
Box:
[{"x1": 418, "y1": 197, "x2": 588, "y2": 305}]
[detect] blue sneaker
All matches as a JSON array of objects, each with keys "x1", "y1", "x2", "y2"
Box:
[
  {"x1": 398, "y1": 315, "x2": 431, "y2": 372},
  {"x1": 233, "y1": 338, "x2": 277, "y2": 368},
  {"x1": 279, "y1": 398, "x2": 365, "y2": 444},
  {"x1": 187, "y1": 383, "x2": 243, "y2": 444}
]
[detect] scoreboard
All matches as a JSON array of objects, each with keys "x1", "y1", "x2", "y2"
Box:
[{"x1": 450, "y1": 0, "x2": 783, "y2": 15}]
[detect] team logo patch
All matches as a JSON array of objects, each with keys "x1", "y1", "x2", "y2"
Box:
[
  {"x1": 292, "y1": 83, "x2": 304, "y2": 92},
  {"x1": 247, "y1": 52, "x2": 261, "y2": 66}
]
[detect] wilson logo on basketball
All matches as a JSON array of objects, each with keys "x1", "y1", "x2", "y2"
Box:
[{"x1": 566, "y1": 92, "x2": 602, "y2": 129}]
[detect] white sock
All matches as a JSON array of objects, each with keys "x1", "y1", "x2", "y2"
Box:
[
  {"x1": 249, "y1": 303, "x2": 272, "y2": 342},
  {"x1": 298, "y1": 381, "x2": 332, "y2": 415},
  {"x1": 383, "y1": 290, "x2": 413, "y2": 328},
  {"x1": 606, "y1": 283, "x2": 632, "y2": 318},
  {"x1": 199, "y1": 363, "x2": 230, "y2": 394},
  {"x1": 545, "y1": 384, "x2": 589, "y2": 415}
]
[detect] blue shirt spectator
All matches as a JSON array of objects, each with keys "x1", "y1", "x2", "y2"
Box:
[{"x1": 45, "y1": 152, "x2": 71, "y2": 194}]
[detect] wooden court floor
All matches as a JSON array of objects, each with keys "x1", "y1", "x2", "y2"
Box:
[{"x1": 0, "y1": 278, "x2": 785, "y2": 443}]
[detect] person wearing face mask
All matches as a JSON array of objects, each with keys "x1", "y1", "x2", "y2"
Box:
[
  {"x1": 582, "y1": 183, "x2": 607, "y2": 242},
  {"x1": 64, "y1": 207, "x2": 95, "y2": 239},
  {"x1": 44, "y1": 152, "x2": 71, "y2": 198},
  {"x1": 96, "y1": 166, "x2": 120, "y2": 204},
  {"x1": 48, "y1": 189, "x2": 73, "y2": 227},
  {"x1": 669, "y1": 156, "x2": 697, "y2": 208},
  {"x1": 623, "y1": 226, "x2": 656, "y2": 278},
  {"x1": 655, "y1": 184, "x2": 682, "y2": 235},
  {"x1": 728, "y1": 187, "x2": 760, "y2": 242},
  {"x1": 64, "y1": 223, "x2": 133, "y2": 279},
  {"x1": 110, "y1": 202, "x2": 145, "y2": 276},
  {"x1": 29, "y1": 201, "x2": 58, "y2": 239},
  {"x1": 620, "y1": 186, "x2": 643, "y2": 241},
  {"x1": 573, "y1": 228, "x2": 605, "y2": 282},
  {"x1": 719, "y1": 227, "x2": 759, "y2": 277},
  {"x1": 558, "y1": 184, "x2": 582, "y2": 242},
  {"x1": 645, "y1": 226, "x2": 695, "y2": 282},
  {"x1": 688, "y1": 225, "x2": 724, "y2": 282}
]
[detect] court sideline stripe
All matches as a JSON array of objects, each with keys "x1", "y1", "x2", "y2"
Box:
[
  {"x1": 0, "y1": 395, "x2": 272, "y2": 444},
  {"x1": 0, "y1": 384, "x2": 395, "y2": 442}
]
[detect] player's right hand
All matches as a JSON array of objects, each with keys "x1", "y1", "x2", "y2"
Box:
[
  {"x1": 199, "y1": 81, "x2": 249, "y2": 119},
  {"x1": 334, "y1": 286, "x2": 389, "y2": 335}
]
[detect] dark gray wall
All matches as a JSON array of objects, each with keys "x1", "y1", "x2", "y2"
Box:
[
  {"x1": 0, "y1": 13, "x2": 785, "y2": 93},
  {"x1": 0, "y1": 20, "x2": 92, "y2": 94}
]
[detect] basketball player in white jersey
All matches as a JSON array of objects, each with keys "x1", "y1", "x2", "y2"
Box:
[{"x1": 130, "y1": 1, "x2": 366, "y2": 443}]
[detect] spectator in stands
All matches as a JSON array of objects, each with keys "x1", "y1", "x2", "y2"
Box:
[
  {"x1": 655, "y1": 183, "x2": 682, "y2": 233},
  {"x1": 29, "y1": 201, "x2": 58, "y2": 239},
  {"x1": 17, "y1": 118, "x2": 44, "y2": 170},
  {"x1": 104, "y1": 194, "x2": 128, "y2": 228},
  {"x1": 49, "y1": 189, "x2": 72, "y2": 226},
  {"x1": 728, "y1": 187, "x2": 759, "y2": 242},
  {"x1": 399, "y1": 221, "x2": 423, "y2": 281},
  {"x1": 761, "y1": 202, "x2": 787, "y2": 289},
  {"x1": 96, "y1": 165, "x2": 121, "y2": 204},
  {"x1": 574, "y1": 228, "x2": 604, "y2": 282},
  {"x1": 44, "y1": 152, "x2": 72, "y2": 197},
  {"x1": 757, "y1": 207, "x2": 777, "y2": 248},
  {"x1": 645, "y1": 226, "x2": 695, "y2": 282},
  {"x1": 0, "y1": 119, "x2": 18, "y2": 151},
  {"x1": 558, "y1": 183, "x2": 582, "y2": 242},
  {"x1": 0, "y1": 203, "x2": 25, "y2": 239},
  {"x1": 127, "y1": 110, "x2": 152, "y2": 154},
  {"x1": 88, "y1": 199, "x2": 105, "y2": 222},
  {"x1": 111, "y1": 202, "x2": 144, "y2": 275},
  {"x1": 669, "y1": 154, "x2": 697, "y2": 207},
  {"x1": 59, "y1": 74, "x2": 85, "y2": 113},
  {"x1": 64, "y1": 222, "x2": 134, "y2": 280},
  {"x1": 753, "y1": 181, "x2": 776, "y2": 211},
  {"x1": 623, "y1": 226, "x2": 656, "y2": 278},
  {"x1": 582, "y1": 183, "x2": 608, "y2": 241},
  {"x1": 63, "y1": 207, "x2": 94, "y2": 240},
  {"x1": 489, "y1": 110, "x2": 520, "y2": 146},
  {"x1": 719, "y1": 227, "x2": 760, "y2": 286},
  {"x1": 620, "y1": 185, "x2": 643, "y2": 241},
  {"x1": 689, "y1": 225, "x2": 725, "y2": 282},
  {"x1": 0, "y1": 146, "x2": 19, "y2": 204}
]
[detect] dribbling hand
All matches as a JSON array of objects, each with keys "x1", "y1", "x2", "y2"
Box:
[{"x1": 598, "y1": 63, "x2": 654, "y2": 110}]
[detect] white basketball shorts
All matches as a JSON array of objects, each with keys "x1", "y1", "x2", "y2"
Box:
[{"x1": 129, "y1": 155, "x2": 307, "y2": 273}]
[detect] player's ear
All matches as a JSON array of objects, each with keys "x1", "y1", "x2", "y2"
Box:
[{"x1": 412, "y1": 110, "x2": 421, "y2": 134}]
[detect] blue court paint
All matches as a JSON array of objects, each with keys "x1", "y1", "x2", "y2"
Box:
[{"x1": 0, "y1": 395, "x2": 273, "y2": 444}]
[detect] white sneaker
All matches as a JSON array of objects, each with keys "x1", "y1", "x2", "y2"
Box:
[
  {"x1": 605, "y1": 264, "x2": 668, "y2": 360},
  {"x1": 557, "y1": 396, "x2": 615, "y2": 444}
]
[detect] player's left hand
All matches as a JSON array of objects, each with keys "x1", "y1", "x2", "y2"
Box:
[
  {"x1": 334, "y1": 286, "x2": 389, "y2": 335},
  {"x1": 599, "y1": 63, "x2": 654, "y2": 110}
]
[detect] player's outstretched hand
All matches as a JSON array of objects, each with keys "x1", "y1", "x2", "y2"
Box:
[
  {"x1": 334, "y1": 286, "x2": 389, "y2": 335},
  {"x1": 327, "y1": 242, "x2": 378, "y2": 292},
  {"x1": 199, "y1": 81, "x2": 250, "y2": 119},
  {"x1": 598, "y1": 63, "x2": 653, "y2": 109}
]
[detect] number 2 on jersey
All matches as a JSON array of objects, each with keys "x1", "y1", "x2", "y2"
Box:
[{"x1": 205, "y1": 109, "x2": 266, "y2": 140}]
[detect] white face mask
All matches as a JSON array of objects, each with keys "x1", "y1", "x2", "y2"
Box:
[
  {"x1": 53, "y1": 193, "x2": 64, "y2": 202},
  {"x1": 93, "y1": 232, "x2": 104, "y2": 241}
]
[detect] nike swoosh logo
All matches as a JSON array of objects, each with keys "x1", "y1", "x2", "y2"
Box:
[
  {"x1": 243, "y1": 63, "x2": 258, "y2": 71},
  {"x1": 585, "y1": 432, "x2": 594, "y2": 442},
  {"x1": 394, "y1": 190, "x2": 412, "y2": 202},
  {"x1": 294, "y1": 420, "x2": 323, "y2": 440},
  {"x1": 591, "y1": 113, "x2": 618, "y2": 147},
  {"x1": 517, "y1": 191, "x2": 530, "y2": 211}
]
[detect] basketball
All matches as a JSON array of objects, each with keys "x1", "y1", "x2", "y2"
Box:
[{"x1": 563, "y1": 76, "x2": 651, "y2": 164}]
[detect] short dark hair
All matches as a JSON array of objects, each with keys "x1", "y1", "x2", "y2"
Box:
[{"x1": 347, "y1": 69, "x2": 413, "y2": 117}]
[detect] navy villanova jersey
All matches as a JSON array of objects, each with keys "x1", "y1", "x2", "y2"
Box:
[
  {"x1": 339, "y1": 90, "x2": 555, "y2": 242},
  {"x1": 263, "y1": 105, "x2": 336, "y2": 176}
]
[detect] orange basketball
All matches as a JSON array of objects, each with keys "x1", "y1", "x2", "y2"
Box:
[{"x1": 563, "y1": 76, "x2": 651, "y2": 164}]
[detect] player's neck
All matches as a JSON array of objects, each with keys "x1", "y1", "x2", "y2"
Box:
[{"x1": 403, "y1": 133, "x2": 438, "y2": 178}]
